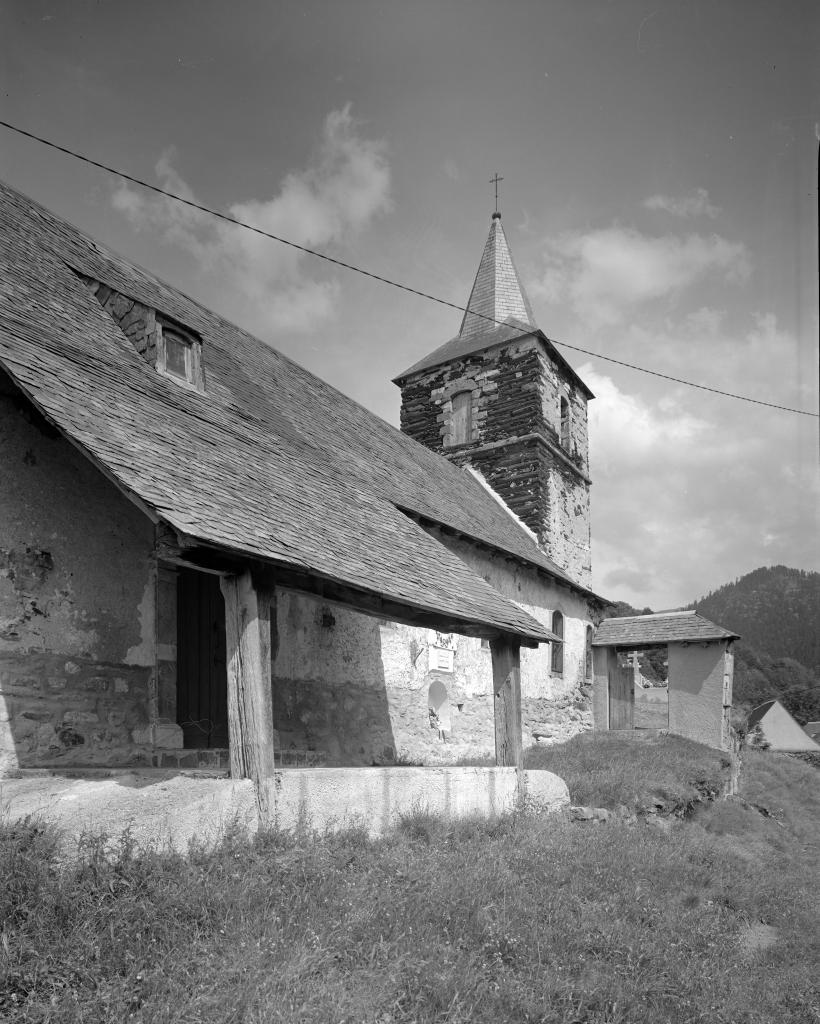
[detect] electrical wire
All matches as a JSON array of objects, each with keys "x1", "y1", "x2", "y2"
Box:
[{"x1": 1, "y1": 118, "x2": 817, "y2": 418}]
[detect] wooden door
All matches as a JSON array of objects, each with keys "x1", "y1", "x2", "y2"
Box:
[
  {"x1": 608, "y1": 665, "x2": 634, "y2": 730},
  {"x1": 176, "y1": 569, "x2": 228, "y2": 748}
]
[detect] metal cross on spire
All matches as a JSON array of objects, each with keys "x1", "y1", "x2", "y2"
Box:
[{"x1": 490, "y1": 172, "x2": 503, "y2": 217}]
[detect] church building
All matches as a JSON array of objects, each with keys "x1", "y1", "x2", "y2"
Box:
[
  {"x1": 0, "y1": 180, "x2": 602, "y2": 784},
  {"x1": 395, "y1": 210, "x2": 593, "y2": 589}
]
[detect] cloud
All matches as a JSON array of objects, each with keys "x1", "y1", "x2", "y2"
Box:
[
  {"x1": 582, "y1": 360, "x2": 819, "y2": 610},
  {"x1": 534, "y1": 226, "x2": 750, "y2": 328},
  {"x1": 111, "y1": 105, "x2": 391, "y2": 334},
  {"x1": 443, "y1": 158, "x2": 459, "y2": 182},
  {"x1": 614, "y1": 309, "x2": 816, "y2": 416},
  {"x1": 643, "y1": 188, "x2": 720, "y2": 219}
]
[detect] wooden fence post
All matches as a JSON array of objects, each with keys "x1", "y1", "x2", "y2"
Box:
[
  {"x1": 490, "y1": 636, "x2": 522, "y2": 769},
  {"x1": 220, "y1": 571, "x2": 276, "y2": 820}
]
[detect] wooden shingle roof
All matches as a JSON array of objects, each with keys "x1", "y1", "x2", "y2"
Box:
[
  {"x1": 0, "y1": 182, "x2": 593, "y2": 643},
  {"x1": 593, "y1": 611, "x2": 739, "y2": 647}
]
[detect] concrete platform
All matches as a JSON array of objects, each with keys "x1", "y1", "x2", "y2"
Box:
[{"x1": 0, "y1": 766, "x2": 570, "y2": 851}]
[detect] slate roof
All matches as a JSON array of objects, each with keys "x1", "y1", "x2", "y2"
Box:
[
  {"x1": 459, "y1": 215, "x2": 536, "y2": 340},
  {"x1": 396, "y1": 318, "x2": 537, "y2": 381},
  {"x1": 0, "y1": 181, "x2": 595, "y2": 643},
  {"x1": 593, "y1": 611, "x2": 739, "y2": 647},
  {"x1": 393, "y1": 216, "x2": 593, "y2": 397}
]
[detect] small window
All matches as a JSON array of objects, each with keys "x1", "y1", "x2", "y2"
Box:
[
  {"x1": 449, "y1": 391, "x2": 473, "y2": 446},
  {"x1": 164, "y1": 331, "x2": 191, "y2": 379},
  {"x1": 158, "y1": 320, "x2": 204, "y2": 390},
  {"x1": 560, "y1": 396, "x2": 570, "y2": 449},
  {"x1": 551, "y1": 610, "x2": 564, "y2": 675}
]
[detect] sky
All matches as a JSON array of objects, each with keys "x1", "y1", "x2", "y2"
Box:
[{"x1": 1, "y1": 0, "x2": 818, "y2": 610}]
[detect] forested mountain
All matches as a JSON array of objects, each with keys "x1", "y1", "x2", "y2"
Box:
[
  {"x1": 602, "y1": 566, "x2": 820, "y2": 725},
  {"x1": 691, "y1": 567, "x2": 820, "y2": 725},
  {"x1": 691, "y1": 566, "x2": 820, "y2": 673}
]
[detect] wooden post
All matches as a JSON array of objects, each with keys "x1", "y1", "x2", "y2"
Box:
[
  {"x1": 220, "y1": 571, "x2": 276, "y2": 820},
  {"x1": 591, "y1": 646, "x2": 614, "y2": 731},
  {"x1": 490, "y1": 635, "x2": 522, "y2": 768}
]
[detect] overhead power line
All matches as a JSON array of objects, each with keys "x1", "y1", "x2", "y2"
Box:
[{"x1": 1, "y1": 118, "x2": 817, "y2": 419}]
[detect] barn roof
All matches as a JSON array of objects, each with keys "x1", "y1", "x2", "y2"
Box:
[
  {"x1": 593, "y1": 610, "x2": 739, "y2": 647},
  {"x1": 0, "y1": 181, "x2": 595, "y2": 643}
]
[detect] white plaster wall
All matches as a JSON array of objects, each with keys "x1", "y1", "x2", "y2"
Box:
[
  {"x1": 266, "y1": 766, "x2": 569, "y2": 835},
  {"x1": 272, "y1": 534, "x2": 595, "y2": 766},
  {"x1": 433, "y1": 532, "x2": 593, "y2": 702},
  {"x1": 668, "y1": 642, "x2": 728, "y2": 750}
]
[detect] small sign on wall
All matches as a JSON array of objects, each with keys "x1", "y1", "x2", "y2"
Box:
[{"x1": 430, "y1": 646, "x2": 455, "y2": 673}]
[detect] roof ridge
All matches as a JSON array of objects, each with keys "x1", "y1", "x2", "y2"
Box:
[{"x1": 609, "y1": 610, "x2": 696, "y2": 621}]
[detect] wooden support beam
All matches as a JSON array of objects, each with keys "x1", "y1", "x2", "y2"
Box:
[
  {"x1": 219, "y1": 571, "x2": 277, "y2": 819},
  {"x1": 592, "y1": 646, "x2": 617, "y2": 731},
  {"x1": 164, "y1": 540, "x2": 544, "y2": 647},
  {"x1": 490, "y1": 635, "x2": 522, "y2": 768}
]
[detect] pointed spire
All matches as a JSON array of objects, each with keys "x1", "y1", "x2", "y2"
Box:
[{"x1": 458, "y1": 214, "x2": 537, "y2": 341}]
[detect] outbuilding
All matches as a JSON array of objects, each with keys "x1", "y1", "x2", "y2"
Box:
[{"x1": 592, "y1": 611, "x2": 739, "y2": 750}]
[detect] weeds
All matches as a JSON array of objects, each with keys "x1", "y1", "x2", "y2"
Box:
[
  {"x1": 1, "y1": 748, "x2": 818, "y2": 1023},
  {"x1": 525, "y1": 731, "x2": 729, "y2": 813}
]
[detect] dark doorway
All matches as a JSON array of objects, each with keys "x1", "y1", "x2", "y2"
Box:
[
  {"x1": 176, "y1": 568, "x2": 228, "y2": 748},
  {"x1": 608, "y1": 665, "x2": 634, "y2": 730}
]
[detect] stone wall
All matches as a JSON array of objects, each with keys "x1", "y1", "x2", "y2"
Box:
[
  {"x1": 0, "y1": 368, "x2": 157, "y2": 773},
  {"x1": 398, "y1": 335, "x2": 592, "y2": 585},
  {"x1": 76, "y1": 273, "x2": 161, "y2": 364}
]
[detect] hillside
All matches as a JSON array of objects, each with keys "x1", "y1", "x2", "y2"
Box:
[{"x1": 692, "y1": 565, "x2": 820, "y2": 672}]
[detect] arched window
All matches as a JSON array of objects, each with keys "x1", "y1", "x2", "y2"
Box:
[
  {"x1": 551, "y1": 610, "x2": 564, "y2": 675},
  {"x1": 449, "y1": 390, "x2": 472, "y2": 446},
  {"x1": 560, "y1": 396, "x2": 571, "y2": 450},
  {"x1": 428, "y1": 679, "x2": 451, "y2": 737}
]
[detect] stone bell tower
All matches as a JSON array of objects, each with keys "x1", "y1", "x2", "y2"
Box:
[{"x1": 393, "y1": 210, "x2": 594, "y2": 587}]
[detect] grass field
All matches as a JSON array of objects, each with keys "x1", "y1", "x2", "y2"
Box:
[{"x1": 2, "y1": 737, "x2": 818, "y2": 1023}]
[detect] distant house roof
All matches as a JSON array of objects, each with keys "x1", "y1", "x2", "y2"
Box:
[
  {"x1": 593, "y1": 610, "x2": 739, "y2": 647},
  {"x1": 747, "y1": 701, "x2": 820, "y2": 752},
  {"x1": 392, "y1": 215, "x2": 594, "y2": 398},
  {"x1": 804, "y1": 721, "x2": 820, "y2": 741},
  {"x1": 0, "y1": 181, "x2": 596, "y2": 644},
  {"x1": 746, "y1": 700, "x2": 776, "y2": 730}
]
